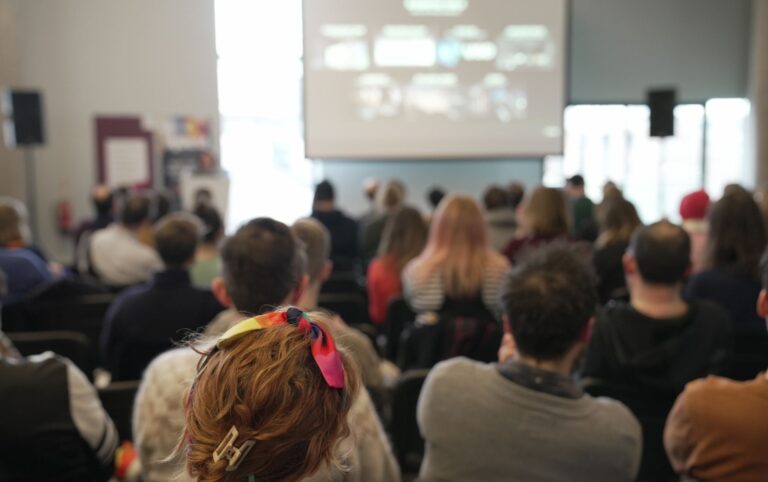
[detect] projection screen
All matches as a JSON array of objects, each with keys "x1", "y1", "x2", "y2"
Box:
[{"x1": 303, "y1": 0, "x2": 568, "y2": 159}]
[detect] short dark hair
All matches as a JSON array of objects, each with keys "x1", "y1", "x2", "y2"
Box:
[
  {"x1": 120, "y1": 194, "x2": 151, "y2": 228},
  {"x1": 500, "y1": 244, "x2": 598, "y2": 360},
  {"x1": 193, "y1": 202, "x2": 223, "y2": 244},
  {"x1": 427, "y1": 187, "x2": 446, "y2": 209},
  {"x1": 313, "y1": 181, "x2": 335, "y2": 204},
  {"x1": 629, "y1": 221, "x2": 690, "y2": 285},
  {"x1": 483, "y1": 186, "x2": 509, "y2": 211},
  {"x1": 154, "y1": 214, "x2": 201, "y2": 268},
  {"x1": 567, "y1": 175, "x2": 585, "y2": 187},
  {"x1": 91, "y1": 188, "x2": 113, "y2": 217},
  {"x1": 507, "y1": 182, "x2": 525, "y2": 209},
  {"x1": 220, "y1": 218, "x2": 303, "y2": 315}
]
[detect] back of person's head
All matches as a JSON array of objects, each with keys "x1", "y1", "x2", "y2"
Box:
[
  {"x1": 119, "y1": 193, "x2": 151, "y2": 229},
  {"x1": 152, "y1": 191, "x2": 174, "y2": 223},
  {"x1": 313, "y1": 180, "x2": 335, "y2": 205},
  {"x1": 500, "y1": 244, "x2": 597, "y2": 360},
  {"x1": 522, "y1": 186, "x2": 570, "y2": 238},
  {"x1": 183, "y1": 307, "x2": 359, "y2": 482},
  {"x1": 596, "y1": 197, "x2": 642, "y2": 248},
  {"x1": 220, "y1": 218, "x2": 303, "y2": 314},
  {"x1": 378, "y1": 206, "x2": 428, "y2": 272},
  {"x1": 507, "y1": 182, "x2": 525, "y2": 209},
  {"x1": 153, "y1": 213, "x2": 202, "y2": 269},
  {"x1": 705, "y1": 190, "x2": 767, "y2": 278},
  {"x1": 291, "y1": 218, "x2": 331, "y2": 284},
  {"x1": 363, "y1": 177, "x2": 379, "y2": 203},
  {"x1": 0, "y1": 198, "x2": 29, "y2": 246},
  {"x1": 193, "y1": 202, "x2": 224, "y2": 245},
  {"x1": 421, "y1": 195, "x2": 501, "y2": 297},
  {"x1": 427, "y1": 186, "x2": 446, "y2": 210},
  {"x1": 679, "y1": 190, "x2": 710, "y2": 222},
  {"x1": 91, "y1": 185, "x2": 113, "y2": 217},
  {"x1": 602, "y1": 181, "x2": 623, "y2": 201},
  {"x1": 482, "y1": 186, "x2": 509, "y2": 211},
  {"x1": 566, "y1": 175, "x2": 585, "y2": 189},
  {"x1": 375, "y1": 179, "x2": 406, "y2": 214},
  {"x1": 628, "y1": 221, "x2": 690, "y2": 285}
]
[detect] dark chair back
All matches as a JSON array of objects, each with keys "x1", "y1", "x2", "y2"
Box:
[
  {"x1": 391, "y1": 369, "x2": 430, "y2": 473},
  {"x1": 398, "y1": 300, "x2": 501, "y2": 371},
  {"x1": 383, "y1": 297, "x2": 416, "y2": 362},
  {"x1": 319, "y1": 292, "x2": 369, "y2": 325},
  {"x1": 581, "y1": 378, "x2": 677, "y2": 482},
  {"x1": 8, "y1": 330, "x2": 95, "y2": 381},
  {"x1": 109, "y1": 340, "x2": 175, "y2": 382},
  {"x1": 98, "y1": 380, "x2": 141, "y2": 442}
]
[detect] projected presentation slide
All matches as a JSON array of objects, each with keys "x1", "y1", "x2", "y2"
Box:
[{"x1": 303, "y1": 0, "x2": 568, "y2": 159}]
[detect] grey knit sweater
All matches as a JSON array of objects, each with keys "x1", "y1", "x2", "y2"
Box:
[{"x1": 417, "y1": 358, "x2": 642, "y2": 482}]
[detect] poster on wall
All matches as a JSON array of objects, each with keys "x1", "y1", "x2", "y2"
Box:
[
  {"x1": 95, "y1": 116, "x2": 154, "y2": 189},
  {"x1": 157, "y1": 116, "x2": 217, "y2": 190}
]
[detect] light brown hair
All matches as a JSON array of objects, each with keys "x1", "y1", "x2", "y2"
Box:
[
  {"x1": 291, "y1": 218, "x2": 331, "y2": 283},
  {"x1": 521, "y1": 187, "x2": 570, "y2": 238},
  {"x1": 595, "y1": 198, "x2": 642, "y2": 249},
  {"x1": 183, "y1": 310, "x2": 359, "y2": 482},
  {"x1": 410, "y1": 195, "x2": 508, "y2": 298},
  {"x1": 378, "y1": 206, "x2": 428, "y2": 273}
]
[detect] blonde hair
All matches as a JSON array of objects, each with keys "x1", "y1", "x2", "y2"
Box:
[
  {"x1": 0, "y1": 197, "x2": 31, "y2": 246},
  {"x1": 522, "y1": 187, "x2": 570, "y2": 238},
  {"x1": 595, "y1": 198, "x2": 642, "y2": 249},
  {"x1": 411, "y1": 195, "x2": 507, "y2": 298},
  {"x1": 182, "y1": 309, "x2": 359, "y2": 482}
]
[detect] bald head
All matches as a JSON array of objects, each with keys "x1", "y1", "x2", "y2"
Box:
[
  {"x1": 628, "y1": 221, "x2": 690, "y2": 285},
  {"x1": 291, "y1": 218, "x2": 331, "y2": 283}
]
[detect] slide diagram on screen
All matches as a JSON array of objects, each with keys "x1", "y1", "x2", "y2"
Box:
[{"x1": 304, "y1": 0, "x2": 567, "y2": 159}]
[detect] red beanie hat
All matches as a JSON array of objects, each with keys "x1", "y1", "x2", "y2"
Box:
[{"x1": 679, "y1": 190, "x2": 710, "y2": 221}]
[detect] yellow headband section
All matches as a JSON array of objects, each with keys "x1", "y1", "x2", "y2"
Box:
[{"x1": 216, "y1": 316, "x2": 269, "y2": 349}]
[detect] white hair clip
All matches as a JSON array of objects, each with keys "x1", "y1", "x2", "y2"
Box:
[{"x1": 213, "y1": 426, "x2": 256, "y2": 472}]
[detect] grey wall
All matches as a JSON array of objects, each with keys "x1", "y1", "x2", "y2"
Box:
[
  {"x1": 5, "y1": 0, "x2": 219, "y2": 261},
  {"x1": 570, "y1": 0, "x2": 753, "y2": 103}
]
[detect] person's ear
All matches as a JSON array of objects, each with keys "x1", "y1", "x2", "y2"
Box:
[
  {"x1": 320, "y1": 260, "x2": 333, "y2": 284},
  {"x1": 290, "y1": 274, "x2": 310, "y2": 305},
  {"x1": 622, "y1": 253, "x2": 637, "y2": 276},
  {"x1": 757, "y1": 290, "x2": 768, "y2": 318},
  {"x1": 211, "y1": 276, "x2": 233, "y2": 308}
]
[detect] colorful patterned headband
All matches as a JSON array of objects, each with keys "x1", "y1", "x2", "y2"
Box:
[{"x1": 215, "y1": 307, "x2": 345, "y2": 388}]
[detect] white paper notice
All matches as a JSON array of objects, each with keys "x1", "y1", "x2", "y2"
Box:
[{"x1": 105, "y1": 137, "x2": 149, "y2": 187}]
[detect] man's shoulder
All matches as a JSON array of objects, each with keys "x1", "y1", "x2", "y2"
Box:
[{"x1": 429, "y1": 357, "x2": 493, "y2": 385}]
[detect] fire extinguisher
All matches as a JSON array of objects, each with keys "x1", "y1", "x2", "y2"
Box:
[{"x1": 57, "y1": 199, "x2": 72, "y2": 234}]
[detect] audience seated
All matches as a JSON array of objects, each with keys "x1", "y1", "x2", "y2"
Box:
[
  {"x1": 584, "y1": 221, "x2": 732, "y2": 395},
  {"x1": 181, "y1": 307, "x2": 367, "y2": 481},
  {"x1": 506, "y1": 181, "x2": 525, "y2": 210},
  {"x1": 73, "y1": 184, "x2": 114, "y2": 273},
  {"x1": 367, "y1": 206, "x2": 428, "y2": 326},
  {"x1": 593, "y1": 197, "x2": 642, "y2": 303},
  {"x1": 403, "y1": 195, "x2": 509, "y2": 317},
  {"x1": 292, "y1": 217, "x2": 396, "y2": 391},
  {"x1": 0, "y1": 197, "x2": 56, "y2": 306},
  {"x1": 89, "y1": 193, "x2": 162, "y2": 287},
  {"x1": 664, "y1": 247, "x2": 768, "y2": 482},
  {"x1": 100, "y1": 213, "x2": 224, "y2": 380},
  {"x1": 311, "y1": 180, "x2": 359, "y2": 271},
  {"x1": 134, "y1": 218, "x2": 398, "y2": 482},
  {"x1": 565, "y1": 174, "x2": 597, "y2": 242},
  {"x1": 190, "y1": 201, "x2": 224, "y2": 288},
  {"x1": 1, "y1": 264, "x2": 118, "y2": 481},
  {"x1": 360, "y1": 179, "x2": 406, "y2": 269},
  {"x1": 426, "y1": 186, "x2": 446, "y2": 214},
  {"x1": 685, "y1": 188, "x2": 767, "y2": 330},
  {"x1": 482, "y1": 185, "x2": 517, "y2": 252},
  {"x1": 357, "y1": 177, "x2": 380, "y2": 244},
  {"x1": 679, "y1": 189, "x2": 710, "y2": 275},
  {"x1": 417, "y1": 245, "x2": 641, "y2": 482},
  {"x1": 502, "y1": 186, "x2": 570, "y2": 263}
]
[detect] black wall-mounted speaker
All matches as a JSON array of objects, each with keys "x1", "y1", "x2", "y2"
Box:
[
  {"x1": 647, "y1": 88, "x2": 676, "y2": 138},
  {"x1": 2, "y1": 89, "x2": 46, "y2": 148}
]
